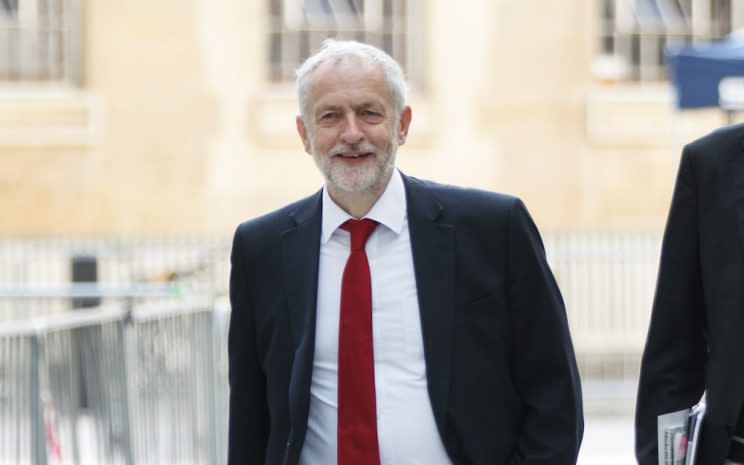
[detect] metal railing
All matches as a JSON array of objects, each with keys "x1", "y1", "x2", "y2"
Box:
[
  {"x1": 0, "y1": 238, "x2": 230, "y2": 321},
  {"x1": 0, "y1": 296, "x2": 229, "y2": 465},
  {"x1": 545, "y1": 231, "x2": 662, "y2": 378},
  {"x1": 0, "y1": 232, "x2": 664, "y2": 371},
  {"x1": 128, "y1": 300, "x2": 227, "y2": 465},
  {"x1": 0, "y1": 325, "x2": 45, "y2": 465}
]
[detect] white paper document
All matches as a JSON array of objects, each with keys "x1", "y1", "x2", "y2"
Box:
[{"x1": 657, "y1": 398, "x2": 706, "y2": 465}]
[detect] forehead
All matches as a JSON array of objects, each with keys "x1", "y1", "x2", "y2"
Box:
[{"x1": 307, "y1": 58, "x2": 392, "y2": 110}]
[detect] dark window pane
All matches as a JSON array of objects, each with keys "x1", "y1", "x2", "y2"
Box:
[
  {"x1": 350, "y1": 0, "x2": 362, "y2": 16},
  {"x1": 602, "y1": 0, "x2": 614, "y2": 21},
  {"x1": 269, "y1": 32, "x2": 282, "y2": 81},
  {"x1": 712, "y1": 0, "x2": 732, "y2": 36},
  {"x1": 629, "y1": 34, "x2": 639, "y2": 67},
  {"x1": 299, "y1": 29, "x2": 311, "y2": 62},
  {"x1": 602, "y1": 35, "x2": 614, "y2": 54},
  {"x1": 657, "y1": 35, "x2": 667, "y2": 66},
  {"x1": 270, "y1": 0, "x2": 282, "y2": 16},
  {"x1": 383, "y1": 32, "x2": 392, "y2": 52},
  {"x1": 1, "y1": 0, "x2": 17, "y2": 15},
  {"x1": 383, "y1": 0, "x2": 392, "y2": 16}
]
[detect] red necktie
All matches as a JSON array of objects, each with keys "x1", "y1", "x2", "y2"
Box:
[{"x1": 338, "y1": 218, "x2": 381, "y2": 465}]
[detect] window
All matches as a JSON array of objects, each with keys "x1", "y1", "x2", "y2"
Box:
[
  {"x1": 0, "y1": 0, "x2": 82, "y2": 84},
  {"x1": 267, "y1": 0, "x2": 424, "y2": 88},
  {"x1": 1, "y1": 0, "x2": 18, "y2": 16},
  {"x1": 598, "y1": 0, "x2": 734, "y2": 81}
]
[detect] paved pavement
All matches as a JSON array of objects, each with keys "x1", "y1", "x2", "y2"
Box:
[
  {"x1": 577, "y1": 378, "x2": 637, "y2": 464},
  {"x1": 579, "y1": 415, "x2": 636, "y2": 465}
]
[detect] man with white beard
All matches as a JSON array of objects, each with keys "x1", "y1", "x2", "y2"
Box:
[{"x1": 227, "y1": 39, "x2": 583, "y2": 465}]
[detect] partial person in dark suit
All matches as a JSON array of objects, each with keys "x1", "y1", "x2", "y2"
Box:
[
  {"x1": 228, "y1": 39, "x2": 583, "y2": 465},
  {"x1": 636, "y1": 123, "x2": 744, "y2": 465}
]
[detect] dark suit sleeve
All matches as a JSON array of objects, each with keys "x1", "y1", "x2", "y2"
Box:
[
  {"x1": 227, "y1": 225, "x2": 269, "y2": 465},
  {"x1": 505, "y1": 199, "x2": 584, "y2": 465},
  {"x1": 635, "y1": 146, "x2": 706, "y2": 465}
]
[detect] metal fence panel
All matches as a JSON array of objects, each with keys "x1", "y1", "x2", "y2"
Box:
[
  {"x1": 42, "y1": 320, "x2": 132, "y2": 465},
  {"x1": 1, "y1": 306, "x2": 135, "y2": 465},
  {"x1": 128, "y1": 302, "x2": 219, "y2": 465},
  {"x1": 0, "y1": 299, "x2": 229, "y2": 465},
  {"x1": 0, "y1": 331, "x2": 44, "y2": 465},
  {"x1": 212, "y1": 302, "x2": 230, "y2": 465},
  {"x1": 545, "y1": 231, "x2": 662, "y2": 378}
]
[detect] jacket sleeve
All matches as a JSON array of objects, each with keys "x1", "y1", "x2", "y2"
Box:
[
  {"x1": 505, "y1": 199, "x2": 584, "y2": 465},
  {"x1": 227, "y1": 224, "x2": 269, "y2": 465},
  {"x1": 635, "y1": 145, "x2": 707, "y2": 465}
]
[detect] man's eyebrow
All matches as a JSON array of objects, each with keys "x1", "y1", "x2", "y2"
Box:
[
  {"x1": 314, "y1": 104, "x2": 342, "y2": 113},
  {"x1": 313, "y1": 101, "x2": 385, "y2": 115},
  {"x1": 356, "y1": 101, "x2": 385, "y2": 111}
]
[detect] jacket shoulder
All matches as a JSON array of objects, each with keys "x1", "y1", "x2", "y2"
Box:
[
  {"x1": 233, "y1": 191, "x2": 319, "y2": 241},
  {"x1": 675, "y1": 123, "x2": 744, "y2": 187},
  {"x1": 407, "y1": 176, "x2": 521, "y2": 217},
  {"x1": 686, "y1": 122, "x2": 744, "y2": 161}
]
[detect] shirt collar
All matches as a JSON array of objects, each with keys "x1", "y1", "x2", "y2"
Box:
[{"x1": 321, "y1": 168, "x2": 407, "y2": 243}]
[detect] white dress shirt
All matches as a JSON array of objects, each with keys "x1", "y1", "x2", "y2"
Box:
[{"x1": 298, "y1": 169, "x2": 453, "y2": 465}]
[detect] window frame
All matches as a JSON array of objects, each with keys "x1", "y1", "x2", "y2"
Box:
[
  {"x1": 597, "y1": 0, "x2": 734, "y2": 82},
  {"x1": 0, "y1": 0, "x2": 82, "y2": 86},
  {"x1": 266, "y1": 0, "x2": 425, "y2": 91}
]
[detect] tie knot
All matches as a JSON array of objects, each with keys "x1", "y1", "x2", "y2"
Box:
[{"x1": 341, "y1": 219, "x2": 379, "y2": 251}]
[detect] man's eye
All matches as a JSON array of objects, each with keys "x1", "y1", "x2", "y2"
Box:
[
  {"x1": 362, "y1": 110, "x2": 382, "y2": 120},
  {"x1": 320, "y1": 113, "x2": 337, "y2": 121}
]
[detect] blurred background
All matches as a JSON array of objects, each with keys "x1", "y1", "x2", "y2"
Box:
[{"x1": 1, "y1": 0, "x2": 744, "y2": 464}]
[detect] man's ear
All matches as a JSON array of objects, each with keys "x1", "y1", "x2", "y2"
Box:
[
  {"x1": 296, "y1": 115, "x2": 312, "y2": 154},
  {"x1": 397, "y1": 106, "x2": 412, "y2": 146}
]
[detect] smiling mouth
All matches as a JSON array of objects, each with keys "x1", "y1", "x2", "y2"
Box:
[{"x1": 337, "y1": 152, "x2": 373, "y2": 159}]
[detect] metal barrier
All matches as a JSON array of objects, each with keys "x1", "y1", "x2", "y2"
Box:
[
  {"x1": 0, "y1": 298, "x2": 230, "y2": 465},
  {"x1": 128, "y1": 300, "x2": 220, "y2": 465},
  {"x1": 0, "y1": 238, "x2": 229, "y2": 321},
  {"x1": 0, "y1": 306, "x2": 131, "y2": 465},
  {"x1": 0, "y1": 232, "x2": 664, "y2": 359},
  {"x1": 0, "y1": 325, "x2": 45, "y2": 465},
  {"x1": 545, "y1": 231, "x2": 663, "y2": 378},
  {"x1": 44, "y1": 309, "x2": 132, "y2": 465},
  {"x1": 0, "y1": 231, "x2": 665, "y2": 372}
]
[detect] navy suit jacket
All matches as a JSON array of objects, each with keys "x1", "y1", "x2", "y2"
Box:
[
  {"x1": 636, "y1": 123, "x2": 744, "y2": 465},
  {"x1": 228, "y1": 174, "x2": 583, "y2": 465}
]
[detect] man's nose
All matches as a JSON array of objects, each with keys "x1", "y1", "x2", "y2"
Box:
[{"x1": 340, "y1": 115, "x2": 364, "y2": 144}]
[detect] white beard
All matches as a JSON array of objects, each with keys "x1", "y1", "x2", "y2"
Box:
[{"x1": 311, "y1": 137, "x2": 398, "y2": 194}]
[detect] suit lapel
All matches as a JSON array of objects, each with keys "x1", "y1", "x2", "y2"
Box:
[
  {"x1": 281, "y1": 191, "x2": 322, "y2": 456},
  {"x1": 403, "y1": 175, "x2": 455, "y2": 431}
]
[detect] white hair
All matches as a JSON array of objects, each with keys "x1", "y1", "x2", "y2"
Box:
[{"x1": 295, "y1": 39, "x2": 408, "y2": 122}]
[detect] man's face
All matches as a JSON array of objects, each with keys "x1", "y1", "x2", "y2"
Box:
[{"x1": 296, "y1": 58, "x2": 411, "y2": 195}]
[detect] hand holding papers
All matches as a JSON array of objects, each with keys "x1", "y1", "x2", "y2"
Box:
[
  {"x1": 685, "y1": 402, "x2": 706, "y2": 465},
  {"x1": 657, "y1": 397, "x2": 707, "y2": 465}
]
